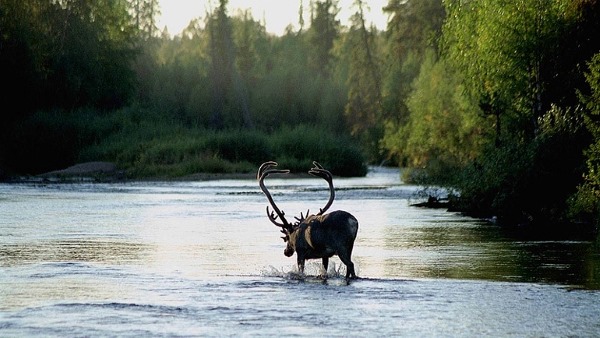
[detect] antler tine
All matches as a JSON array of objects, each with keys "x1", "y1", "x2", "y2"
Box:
[
  {"x1": 294, "y1": 209, "x2": 310, "y2": 224},
  {"x1": 279, "y1": 228, "x2": 289, "y2": 241},
  {"x1": 257, "y1": 161, "x2": 278, "y2": 180},
  {"x1": 266, "y1": 206, "x2": 286, "y2": 227},
  {"x1": 312, "y1": 161, "x2": 324, "y2": 169},
  {"x1": 308, "y1": 161, "x2": 335, "y2": 215}
]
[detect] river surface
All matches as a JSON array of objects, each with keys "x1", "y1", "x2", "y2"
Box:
[{"x1": 1, "y1": 167, "x2": 600, "y2": 337}]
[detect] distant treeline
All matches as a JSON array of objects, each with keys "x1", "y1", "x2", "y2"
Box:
[{"x1": 1, "y1": 0, "x2": 600, "y2": 234}]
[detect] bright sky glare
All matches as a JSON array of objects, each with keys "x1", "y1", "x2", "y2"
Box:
[{"x1": 157, "y1": 0, "x2": 390, "y2": 36}]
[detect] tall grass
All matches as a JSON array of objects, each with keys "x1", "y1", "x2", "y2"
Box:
[
  {"x1": 7, "y1": 106, "x2": 366, "y2": 177},
  {"x1": 72, "y1": 107, "x2": 367, "y2": 178},
  {"x1": 268, "y1": 125, "x2": 367, "y2": 176}
]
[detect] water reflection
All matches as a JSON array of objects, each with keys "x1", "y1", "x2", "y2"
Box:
[
  {"x1": 0, "y1": 239, "x2": 148, "y2": 267},
  {"x1": 512, "y1": 240, "x2": 600, "y2": 287},
  {"x1": 378, "y1": 211, "x2": 600, "y2": 289}
]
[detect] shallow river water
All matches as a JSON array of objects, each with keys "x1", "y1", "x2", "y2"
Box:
[{"x1": 1, "y1": 167, "x2": 600, "y2": 337}]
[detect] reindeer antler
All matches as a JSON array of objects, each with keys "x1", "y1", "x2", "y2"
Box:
[
  {"x1": 308, "y1": 161, "x2": 335, "y2": 215},
  {"x1": 257, "y1": 162, "x2": 293, "y2": 236},
  {"x1": 258, "y1": 161, "x2": 337, "y2": 242}
]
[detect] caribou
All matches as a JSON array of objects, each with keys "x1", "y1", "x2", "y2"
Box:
[{"x1": 257, "y1": 161, "x2": 359, "y2": 279}]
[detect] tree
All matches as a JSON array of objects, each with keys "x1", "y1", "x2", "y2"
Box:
[
  {"x1": 442, "y1": 0, "x2": 568, "y2": 142},
  {"x1": 382, "y1": 0, "x2": 445, "y2": 126},
  {"x1": 343, "y1": 0, "x2": 383, "y2": 158},
  {"x1": 231, "y1": 9, "x2": 270, "y2": 129},
  {"x1": 379, "y1": 0, "x2": 445, "y2": 166},
  {"x1": 383, "y1": 51, "x2": 487, "y2": 178},
  {"x1": 442, "y1": 0, "x2": 600, "y2": 228},
  {"x1": 45, "y1": 0, "x2": 138, "y2": 109},
  {"x1": 0, "y1": 0, "x2": 139, "y2": 173},
  {"x1": 0, "y1": 0, "x2": 138, "y2": 113},
  {"x1": 129, "y1": 0, "x2": 160, "y2": 40},
  {"x1": 307, "y1": 0, "x2": 340, "y2": 78},
  {"x1": 572, "y1": 53, "x2": 600, "y2": 225},
  {"x1": 206, "y1": 0, "x2": 253, "y2": 129},
  {"x1": 0, "y1": 0, "x2": 52, "y2": 120}
]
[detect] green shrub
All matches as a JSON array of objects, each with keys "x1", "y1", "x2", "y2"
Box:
[
  {"x1": 205, "y1": 130, "x2": 272, "y2": 164},
  {"x1": 9, "y1": 106, "x2": 367, "y2": 178},
  {"x1": 268, "y1": 125, "x2": 367, "y2": 176},
  {"x1": 452, "y1": 105, "x2": 589, "y2": 226},
  {"x1": 114, "y1": 124, "x2": 368, "y2": 178}
]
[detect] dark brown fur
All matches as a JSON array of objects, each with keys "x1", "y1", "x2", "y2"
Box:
[{"x1": 285, "y1": 211, "x2": 359, "y2": 278}]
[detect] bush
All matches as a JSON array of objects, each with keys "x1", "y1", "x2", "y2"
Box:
[
  {"x1": 5, "y1": 108, "x2": 118, "y2": 174},
  {"x1": 205, "y1": 130, "x2": 271, "y2": 164},
  {"x1": 4, "y1": 105, "x2": 367, "y2": 178},
  {"x1": 452, "y1": 105, "x2": 589, "y2": 227},
  {"x1": 74, "y1": 109, "x2": 367, "y2": 178},
  {"x1": 269, "y1": 125, "x2": 367, "y2": 176}
]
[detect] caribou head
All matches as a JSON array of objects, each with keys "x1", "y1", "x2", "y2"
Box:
[{"x1": 257, "y1": 161, "x2": 359, "y2": 279}]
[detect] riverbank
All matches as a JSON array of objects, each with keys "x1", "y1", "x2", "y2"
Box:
[{"x1": 2, "y1": 161, "x2": 329, "y2": 183}]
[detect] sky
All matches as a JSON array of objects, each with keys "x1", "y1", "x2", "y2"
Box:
[{"x1": 157, "y1": 0, "x2": 390, "y2": 36}]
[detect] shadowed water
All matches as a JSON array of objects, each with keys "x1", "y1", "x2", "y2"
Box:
[{"x1": 1, "y1": 167, "x2": 599, "y2": 336}]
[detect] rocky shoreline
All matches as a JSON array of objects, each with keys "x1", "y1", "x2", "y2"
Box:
[
  {"x1": 4, "y1": 162, "x2": 125, "y2": 183},
  {"x1": 3, "y1": 161, "x2": 262, "y2": 183}
]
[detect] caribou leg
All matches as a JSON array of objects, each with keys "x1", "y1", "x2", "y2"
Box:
[
  {"x1": 297, "y1": 257, "x2": 305, "y2": 276},
  {"x1": 337, "y1": 252, "x2": 357, "y2": 279},
  {"x1": 321, "y1": 257, "x2": 329, "y2": 279}
]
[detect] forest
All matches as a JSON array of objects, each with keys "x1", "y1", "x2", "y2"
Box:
[{"x1": 1, "y1": 0, "x2": 600, "y2": 236}]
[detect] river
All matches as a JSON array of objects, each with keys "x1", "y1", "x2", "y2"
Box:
[{"x1": 1, "y1": 166, "x2": 599, "y2": 337}]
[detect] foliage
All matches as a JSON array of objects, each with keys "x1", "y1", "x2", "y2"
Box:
[
  {"x1": 442, "y1": 0, "x2": 593, "y2": 140},
  {"x1": 0, "y1": 0, "x2": 367, "y2": 178},
  {"x1": 4, "y1": 108, "x2": 115, "y2": 174},
  {"x1": 130, "y1": 0, "x2": 160, "y2": 39},
  {"x1": 436, "y1": 0, "x2": 600, "y2": 233},
  {"x1": 268, "y1": 125, "x2": 367, "y2": 176},
  {"x1": 129, "y1": 2, "x2": 349, "y2": 133},
  {"x1": 342, "y1": 1, "x2": 384, "y2": 161},
  {"x1": 0, "y1": 0, "x2": 139, "y2": 174},
  {"x1": 379, "y1": 0, "x2": 446, "y2": 167},
  {"x1": 0, "y1": 0, "x2": 138, "y2": 116},
  {"x1": 455, "y1": 105, "x2": 588, "y2": 225},
  {"x1": 381, "y1": 0, "x2": 445, "y2": 130},
  {"x1": 70, "y1": 108, "x2": 366, "y2": 178},
  {"x1": 206, "y1": 0, "x2": 254, "y2": 129},
  {"x1": 382, "y1": 50, "x2": 488, "y2": 182},
  {"x1": 571, "y1": 53, "x2": 600, "y2": 225},
  {"x1": 307, "y1": 0, "x2": 340, "y2": 78}
]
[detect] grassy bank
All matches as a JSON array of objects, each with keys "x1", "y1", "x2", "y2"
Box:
[{"x1": 4, "y1": 107, "x2": 367, "y2": 178}]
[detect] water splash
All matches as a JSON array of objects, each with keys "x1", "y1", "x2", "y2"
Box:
[{"x1": 259, "y1": 261, "x2": 349, "y2": 280}]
